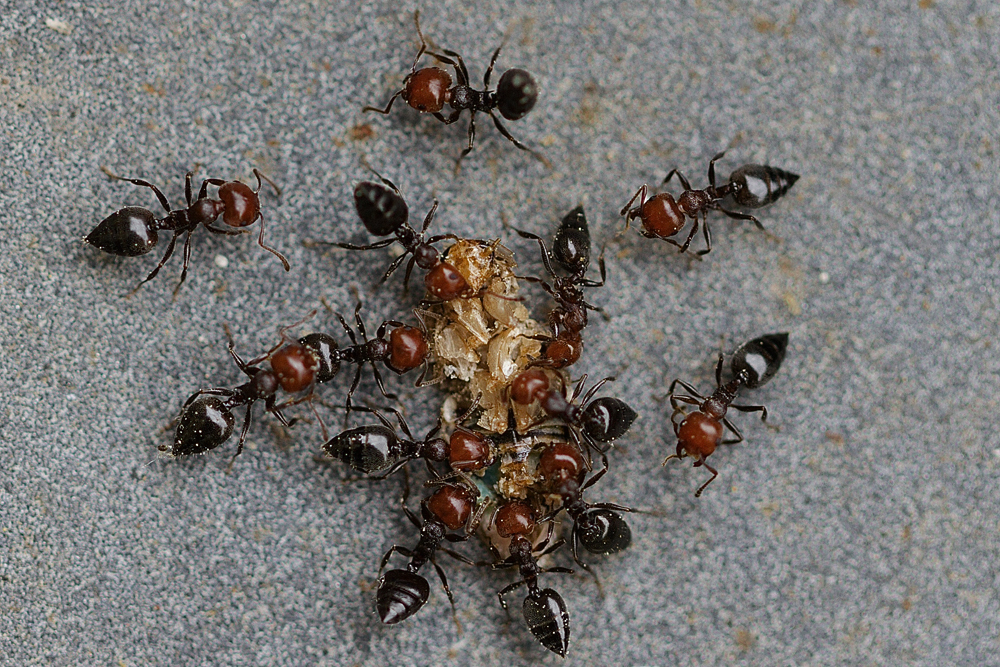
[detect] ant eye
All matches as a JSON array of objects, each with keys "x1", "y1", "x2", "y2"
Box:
[{"x1": 496, "y1": 68, "x2": 538, "y2": 120}]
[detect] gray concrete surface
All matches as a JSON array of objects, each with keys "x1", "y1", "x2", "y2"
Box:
[{"x1": 1, "y1": 0, "x2": 998, "y2": 665}]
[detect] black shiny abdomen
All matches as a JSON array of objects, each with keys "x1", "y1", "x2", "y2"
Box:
[
  {"x1": 496, "y1": 69, "x2": 538, "y2": 121},
  {"x1": 731, "y1": 333, "x2": 789, "y2": 389},
  {"x1": 576, "y1": 508, "x2": 632, "y2": 555},
  {"x1": 522, "y1": 588, "x2": 571, "y2": 657},
  {"x1": 376, "y1": 569, "x2": 430, "y2": 624},
  {"x1": 552, "y1": 205, "x2": 590, "y2": 275},
  {"x1": 322, "y1": 424, "x2": 399, "y2": 473},
  {"x1": 728, "y1": 165, "x2": 799, "y2": 208},
  {"x1": 581, "y1": 397, "x2": 638, "y2": 443},
  {"x1": 85, "y1": 206, "x2": 158, "y2": 256},
  {"x1": 354, "y1": 181, "x2": 408, "y2": 236},
  {"x1": 172, "y1": 395, "x2": 235, "y2": 456}
]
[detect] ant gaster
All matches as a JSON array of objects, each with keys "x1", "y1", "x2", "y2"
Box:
[
  {"x1": 484, "y1": 502, "x2": 573, "y2": 657},
  {"x1": 363, "y1": 12, "x2": 546, "y2": 167},
  {"x1": 664, "y1": 333, "x2": 789, "y2": 496},
  {"x1": 375, "y1": 481, "x2": 477, "y2": 625},
  {"x1": 86, "y1": 168, "x2": 288, "y2": 293},
  {"x1": 514, "y1": 206, "x2": 606, "y2": 368},
  {"x1": 620, "y1": 152, "x2": 799, "y2": 256},
  {"x1": 167, "y1": 317, "x2": 320, "y2": 458}
]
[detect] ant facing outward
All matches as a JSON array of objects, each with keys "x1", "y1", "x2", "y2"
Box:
[
  {"x1": 363, "y1": 11, "x2": 547, "y2": 168},
  {"x1": 620, "y1": 152, "x2": 799, "y2": 256},
  {"x1": 166, "y1": 314, "x2": 321, "y2": 459},
  {"x1": 375, "y1": 479, "x2": 478, "y2": 626},
  {"x1": 514, "y1": 206, "x2": 606, "y2": 368},
  {"x1": 664, "y1": 333, "x2": 789, "y2": 496},
  {"x1": 86, "y1": 168, "x2": 289, "y2": 294},
  {"x1": 482, "y1": 501, "x2": 573, "y2": 657}
]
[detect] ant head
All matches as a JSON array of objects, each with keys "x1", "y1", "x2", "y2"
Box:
[
  {"x1": 449, "y1": 429, "x2": 494, "y2": 471},
  {"x1": 495, "y1": 68, "x2": 538, "y2": 120},
  {"x1": 510, "y1": 368, "x2": 550, "y2": 405},
  {"x1": 376, "y1": 569, "x2": 430, "y2": 625},
  {"x1": 495, "y1": 501, "x2": 536, "y2": 538},
  {"x1": 423, "y1": 261, "x2": 470, "y2": 300},
  {"x1": 403, "y1": 67, "x2": 453, "y2": 113},
  {"x1": 538, "y1": 442, "x2": 586, "y2": 487},
  {"x1": 523, "y1": 588, "x2": 570, "y2": 657},
  {"x1": 677, "y1": 411, "x2": 723, "y2": 458},
  {"x1": 552, "y1": 206, "x2": 591, "y2": 275},
  {"x1": 299, "y1": 333, "x2": 340, "y2": 383},
  {"x1": 580, "y1": 397, "x2": 637, "y2": 444},
  {"x1": 269, "y1": 344, "x2": 318, "y2": 393},
  {"x1": 86, "y1": 206, "x2": 158, "y2": 257},
  {"x1": 386, "y1": 325, "x2": 429, "y2": 373},
  {"x1": 641, "y1": 193, "x2": 685, "y2": 239},
  {"x1": 170, "y1": 395, "x2": 235, "y2": 456},
  {"x1": 354, "y1": 181, "x2": 409, "y2": 236},
  {"x1": 424, "y1": 484, "x2": 475, "y2": 530},
  {"x1": 731, "y1": 332, "x2": 789, "y2": 389},
  {"x1": 575, "y1": 507, "x2": 632, "y2": 555},
  {"x1": 218, "y1": 181, "x2": 260, "y2": 228}
]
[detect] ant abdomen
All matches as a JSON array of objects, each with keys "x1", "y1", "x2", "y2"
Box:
[
  {"x1": 322, "y1": 425, "x2": 399, "y2": 474},
  {"x1": 728, "y1": 165, "x2": 799, "y2": 209},
  {"x1": 376, "y1": 569, "x2": 431, "y2": 624},
  {"x1": 551, "y1": 205, "x2": 590, "y2": 275},
  {"x1": 86, "y1": 207, "x2": 158, "y2": 256},
  {"x1": 523, "y1": 588, "x2": 571, "y2": 657},
  {"x1": 299, "y1": 333, "x2": 340, "y2": 383},
  {"x1": 575, "y1": 507, "x2": 631, "y2": 555},
  {"x1": 580, "y1": 397, "x2": 638, "y2": 444},
  {"x1": 495, "y1": 69, "x2": 538, "y2": 120},
  {"x1": 354, "y1": 181, "x2": 409, "y2": 236},
  {"x1": 169, "y1": 395, "x2": 235, "y2": 457},
  {"x1": 730, "y1": 332, "x2": 789, "y2": 389}
]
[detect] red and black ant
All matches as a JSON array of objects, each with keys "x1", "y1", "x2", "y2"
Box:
[
  {"x1": 86, "y1": 168, "x2": 289, "y2": 294},
  {"x1": 514, "y1": 206, "x2": 606, "y2": 368},
  {"x1": 375, "y1": 479, "x2": 477, "y2": 625},
  {"x1": 620, "y1": 152, "x2": 799, "y2": 256},
  {"x1": 363, "y1": 11, "x2": 546, "y2": 167},
  {"x1": 166, "y1": 314, "x2": 320, "y2": 459},
  {"x1": 664, "y1": 333, "x2": 789, "y2": 496}
]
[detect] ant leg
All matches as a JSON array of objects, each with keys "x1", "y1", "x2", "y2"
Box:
[
  {"x1": 667, "y1": 378, "x2": 704, "y2": 401},
  {"x1": 233, "y1": 403, "x2": 255, "y2": 458},
  {"x1": 325, "y1": 238, "x2": 396, "y2": 251},
  {"x1": 440, "y1": 546, "x2": 475, "y2": 566},
  {"x1": 488, "y1": 111, "x2": 551, "y2": 168},
  {"x1": 410, "y1": 10, "x2": 430, "y2": 72},
  {"x1": 720, "y1": 417, "x2": 745, "y2": 445},
  {"x1": 343, "y1": 365, "x2": 364, "y2": 426},
  {"x1": 181, "y1": 387, "x2": 234, "y2": 409},
  {"x1": 101, "y1": 167, "x2": 172, "y2": 214},
  {"x1": 370, "y1": 364, "x2": 398, "y2": 401},
  {"x1": 377, "y1": 545, "x2": 413, "y2": 577},
  {"x1": 662, "y1": 442, "x2": 686, "y2": 467},
  {"x1": 694, "y1": 462, "x2": 719, "y2": 497},
  {"x1": 199, "y1": 177, "x2": 227, "y2": 200},
  {"x1": 581, "y1": 452, "x2": 610, "y2": 491},
  {"x1": 170, "y1": 229, "x2": 195, "y2": 297},
  {"x1": 433, "y1": 109, "x2": 463, "y2": 125},
  {"x1": 719, "y1": 207, "x2": 765, "y2": 231},
  {"x1": 696, "y1": 217, "x2": 714, "y2": 256},
  {"x1": 707, "y1": 151, "x2": 726, "y2": 191},
  {"x1": 661, "y1": 168, "x2": 691, "y2": 191},
  {"x1": 731, "y1": 403, "x2": 768, "y2": 422},
  {"x1": 483, "y1": 43, "x2": 503, "y2": 87},
  {"x1": 497, "y1": 580, "x2": 525, "y2": 610},
  {"x1": 378, "y1": 250, "x2": 410, "y2": 285},
  {"x1": 185, "y1": 172, "x2": 194, "y2": 206},
  {"x1": 579, "y1": 375, "x2": 615, "y2": 406},
  {"x1": 131, "y1": 230, "x2": 179, "y2": 292},
  {"x1": 420, "y1": 199, "x2": 440, "y2": 233},
  {"x1": 254, "y1": 213, "x2": 291, "y2": 271},
  {"x1": 354, "y1": 303, "x2": 368, "y2": 341},
  {"x1": 252, "y1": 168, "x2": 281, "y2": 197},
  {"x1": 432, "y1": 47, "x2": 469, "y2": 86},
  {"x1": 714, "y1": 353, "x2": 725, "y2": 386},
  {"x1": 455, "y1": 112, "x2": 478, "y2": 172},
  {"x1": 335, "y1": 312, "x2": 359, "y2": 346},
  {"x1": 619, "y1": 185, "x2": 648, "y2": 220},
  {"x1": 678, "y1": 217, "x2": 699, "y2": 254},
  {"x1": 513, "y1": 228, "x2": 558, "y2": 279}
]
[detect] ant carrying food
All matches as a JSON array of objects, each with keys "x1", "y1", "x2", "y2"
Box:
[
  {"x1": 482, "y1": 502, "x2": 573, "y2": 657},
  {"x1": 375, "y1": 479, "x2": 478, "y2": 625},
  {"x1": 166, "y1": 314, "x2": 320, "y2": 459},
  {"x1": 86, "y1": 168, "x2": 289, "y2": 294},
  {"x1": 664, "y1": 333, "x2": 789, "y2": 496},
  {"x1": 363, "y1": 11, "x2": 546, "y2": 167},
  {"x1": 620, "y1": 152, "x2": 799, "y2": 256},
  {"x1": 514, "y1": 206, "x2": 606, "y2": 368}
]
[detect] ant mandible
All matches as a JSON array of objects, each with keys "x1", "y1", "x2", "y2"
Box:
[
  {"x1": 363, "y1": 11, "x2": 547, "y2": 167},
  {"x1": 86, "y1": 168, "x2": 289, "y2": 294},
  {"x1": 620, "y1": 152, "x2": 799, "y2": 256},
  {"x1": 664, "y1": 333, "x2": 789, "y2": 496},
  {"x1": 514, "y1": 206, "x2": 606, "y2": 368}
]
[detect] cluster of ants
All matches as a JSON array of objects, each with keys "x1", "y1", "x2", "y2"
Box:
[{"x1": 84, "y1": 11, "x2": 795, "y2": 658}]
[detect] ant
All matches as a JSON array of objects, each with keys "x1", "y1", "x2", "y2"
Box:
[
  {"x1": 166, "y1": 314, "x2": 320, "y2": 459},
  {"x1": 537, "y1": 446, "x2": 633, "y2": 572},
  {"x1": 510, "y1": 368, "x2": 636, "y2": 463},
  {"x1": 363, "y1": 11, "x2": 546, "y2": 167},
  {"x1": 514, "y1": 206, "x2": 606, "y2": 368},
  {"x1": 375, "y1": 479, "x2": 477, "y2": 625},
  {"x1": 482, "y1": 501, "x2": 573, "y2": 657},
  {"x1": 326, "y1": 303, "x2": 432, "y2": 420},
  {"x1": 664, "y1": 333, "x2": 789, "y2": 496},
  {"x1": 620, "y1": 152, "x2": 799, "y2": 256},
  {"x1": 86, "y1": 168, "x2": 289, "y2": 294}
]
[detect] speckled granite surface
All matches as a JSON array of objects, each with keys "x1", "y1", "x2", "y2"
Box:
[{"x1": 2, "y1": 1, "x2": 999, "y2": 665}]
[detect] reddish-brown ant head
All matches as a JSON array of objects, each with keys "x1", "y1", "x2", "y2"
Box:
[
  {"x1": 677, "y1": 411, "x2": 723, "y2": 459},
  {"x1": 218, "y1": 181, "x2": 261, "y2": 228},
  {"x1": 510, "y1": 368, "x2": 550, "y2": 405},
  {"x1": 403, "y1": 67, "x2": 453, "y2": 113},
  {"x1": 386, "y1": 325, "x2": 429, "y2": 373},
  {"x1": 270, "y1": 343, "x2": 318, "y2": 393},
  {"x1": 543, "y1": 338, "x2": 582, "y2": 369},
  {"x1": 641, "y1": 193, "x2": 685, "y2": 239},
  {"x1": 449, "y1": 429, "x2": 494, "y2": 471},
  {"x1": 424, "y1": 484, "x2": 475, "y2": 531},
  {"x1": 424, "y1": 261, "x2": 469, "y2": 300},
  {"x1": 495, "y1": 501, "x2": 536, "y2": 538},
  {"x1": 538, "y1": 442, "x2": 586, "y2": 486}
]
